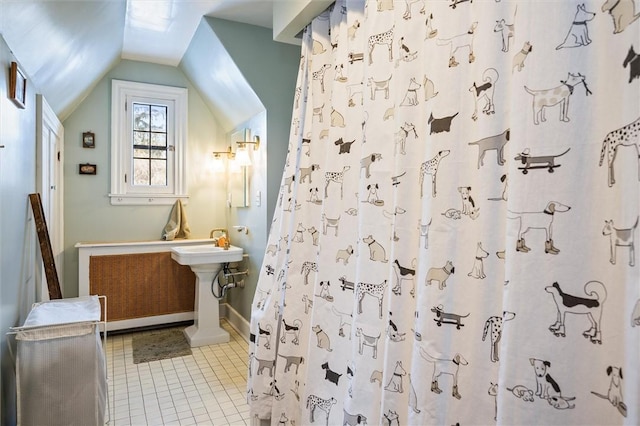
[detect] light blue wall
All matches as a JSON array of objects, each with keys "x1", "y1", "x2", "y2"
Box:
[
  {"x1": 62, "y1": 60, "x2": 227, "y2": 297},
  {"x1": 205, "y1": 17, "x2": 300, "y2": 228},
  {"x1": 202, "y1": 18, "x2": 300, "y2": 320},
  {"x1": 0, "y1": 36, "x2": 38, "y2": 426},
  {"x1": 226, "y1": 112, "x2": 268, "y2": 322}
]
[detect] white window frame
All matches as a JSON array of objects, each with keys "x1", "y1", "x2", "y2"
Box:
[{"x1": 110, "y1": 79, "x2": 188, "y2": 205}]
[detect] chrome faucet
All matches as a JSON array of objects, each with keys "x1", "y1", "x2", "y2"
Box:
[{"x1": 209, "y1": 228, "x2": 230, "y2": 248}]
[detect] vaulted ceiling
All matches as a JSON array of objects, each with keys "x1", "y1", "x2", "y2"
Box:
[{"x1": 0, "y1": 0, "x2": 325, "y2": 125}]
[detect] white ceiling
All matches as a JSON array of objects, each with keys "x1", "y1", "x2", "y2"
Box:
[
  {"x1": 0, "y1": 0, "x2": 285, "y2": 121},
  {"x1": 123, "y1": 0, "x2": 275, "y2": 66}
]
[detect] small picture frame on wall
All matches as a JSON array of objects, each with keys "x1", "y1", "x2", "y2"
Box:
[
  {"x1": 79, "y1": 163, "x2": 97, "y2": 175},
  {"x1": 9, "y1": 61, "x2": 26, "y2": 109},
  {"x1": 82, "y1": 132, "x2": 95, "y2": 148}
]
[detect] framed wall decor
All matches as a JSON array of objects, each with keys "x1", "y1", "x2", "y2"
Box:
[
  {"x1": 82, "y1": 132, "x2": 95, "y2": 148},
  {"x1": 79, "y1": 163, "x2": 97, "y2": 175},
  {"x1": 9, "y1": 61, "x2": 26, "y2": 109}
]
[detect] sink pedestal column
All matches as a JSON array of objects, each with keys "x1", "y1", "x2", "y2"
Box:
[{"x1": 184, "y1": 264, "x2": 230, "y2": 347}]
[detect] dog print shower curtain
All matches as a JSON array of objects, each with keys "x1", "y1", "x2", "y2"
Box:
[{"x1": 248, "y1": 0, "x2": 639, "y2": 424}]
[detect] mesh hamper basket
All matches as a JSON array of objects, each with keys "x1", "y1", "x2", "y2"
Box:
[{"x1": 14, "y1": 296, "x2": 106, "y2": 426}]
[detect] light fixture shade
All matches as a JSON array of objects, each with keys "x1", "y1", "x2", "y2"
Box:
[
  {"x1": 235, "y1": 146, "x2": 252, "y2": 166},
  {"x1": 229, "y1": 158, "x2": 242, "y2": 173},
  {"x1": 212, "y1": 156, "x2": 225, "y2": 172}
]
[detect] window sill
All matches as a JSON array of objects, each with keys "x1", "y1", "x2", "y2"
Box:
[{"x1": 109, "y1": 194, "x2": 189, "y2": 206}]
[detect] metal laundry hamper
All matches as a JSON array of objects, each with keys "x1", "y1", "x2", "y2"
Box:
[{"x1": 12, "y1": 295, "x2": 107, "y2": 426}]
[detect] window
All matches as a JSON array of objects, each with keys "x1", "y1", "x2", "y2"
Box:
[{"x1": 110, "y1": 80, "x2": 188, "y2": 205}]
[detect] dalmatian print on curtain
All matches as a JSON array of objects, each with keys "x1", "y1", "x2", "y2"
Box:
[{"x1": 248, "y1": 0, "x2": 640, "y2": 425}]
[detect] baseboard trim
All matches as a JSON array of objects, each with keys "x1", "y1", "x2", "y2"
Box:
[{"x1": 220, "y1": 303, "x2": 250, "y2": 344}]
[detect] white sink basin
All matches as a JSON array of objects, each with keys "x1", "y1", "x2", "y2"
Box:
[{"x1": 171, "y1": 244, "x2": 243, "y2": 266}]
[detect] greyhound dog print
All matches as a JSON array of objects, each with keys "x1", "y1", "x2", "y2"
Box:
[
  {"x1": 402, "y1": 0, "x2": 425, "y2": 20},
  {"x1": 278, "y1": 353, "x2": 305, "y2": 374},
  {"x1": 508, "y1": 201, "x2": 571, "y2": 254},
  {"x1": 331, "y1": 305, "x2": 352, "y2": 338},
  {"x1": 420, "y1": 348, "x2": 468, "y2": 399},
  {"x1": 436, "y1": 22, "x2": 478, "y2": 67},
  {"x1": 468, "y1": 129, "x2": 510, "y2": 169}
]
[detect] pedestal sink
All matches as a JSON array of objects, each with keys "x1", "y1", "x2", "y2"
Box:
[{"x1": 171, "y1": 244, "x2": 243, "y2": 347}]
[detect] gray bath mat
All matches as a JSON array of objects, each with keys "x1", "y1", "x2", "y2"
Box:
[{"x1": 132, "y1": 327, "x2": 192, "y2": 364}]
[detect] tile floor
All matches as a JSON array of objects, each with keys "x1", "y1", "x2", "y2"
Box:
[{"x1": 105, "y1": 320, "x2": 251, "y2": 425}]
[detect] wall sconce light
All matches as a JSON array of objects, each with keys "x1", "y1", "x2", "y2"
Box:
[
  {"x1": 235, "y1": 136, "x2": 260, "y2": 166},
  {"x1": 212, "y1": 146, "x2": 235, "y2": 172}
]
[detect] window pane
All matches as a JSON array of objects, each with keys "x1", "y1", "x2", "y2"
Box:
[
  {"x1": 150, "y1": 106, "x2": 167, "y2": 132},
  {"x1": 134, "y1": 148, "x2": 150, "y2": 158},
  {"x1": 133, "y1": 104, "x2": 150, "y2": 131},
  {"x1": 131, "y1": 101, "x2": 169, "y2": 188},
  {"x1": 151, "y1": 149, "x2": 166, "y2": 159},
  {"x1": 133, "y1": 131, "x2": 149, "y2": 146},
  {"x1": 151, "y1": 133, "x2": 166, "y2": 147},
  {"x1": 133, "y1": 159, "x2": 150, "y2": 185},
  {"x1": 150, "y1": 160, "x2": 167, "y2": 185}
]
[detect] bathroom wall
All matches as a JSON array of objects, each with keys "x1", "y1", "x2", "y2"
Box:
[
  {"x1": 205, "y1": 17, "x2": 300, "y2": 228},
  {"x1": 62, "y1": 60, "x2": 227, "y2": 298},
  {"x1": 193, "y1": 18, "x2": 300, "y2": 323},
  {"x1": 226, "y1": 111, "x2": 268, "y2": 323},
  {"x1": 0, "y1": 35, "x2": 38, "y2": 426}
]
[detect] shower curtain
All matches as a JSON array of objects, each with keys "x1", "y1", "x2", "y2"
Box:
[{"x1": 248, "y1": 1, "x2": 639, "y2": 424}]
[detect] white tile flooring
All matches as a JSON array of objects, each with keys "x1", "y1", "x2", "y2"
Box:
[{"x1": 105, "y1": 320, "x2": 251, "y2": 425}]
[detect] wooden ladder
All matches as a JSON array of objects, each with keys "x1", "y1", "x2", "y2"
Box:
[{"x1": 29, "y1": 193, "x2": 62, "y2": 299}]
